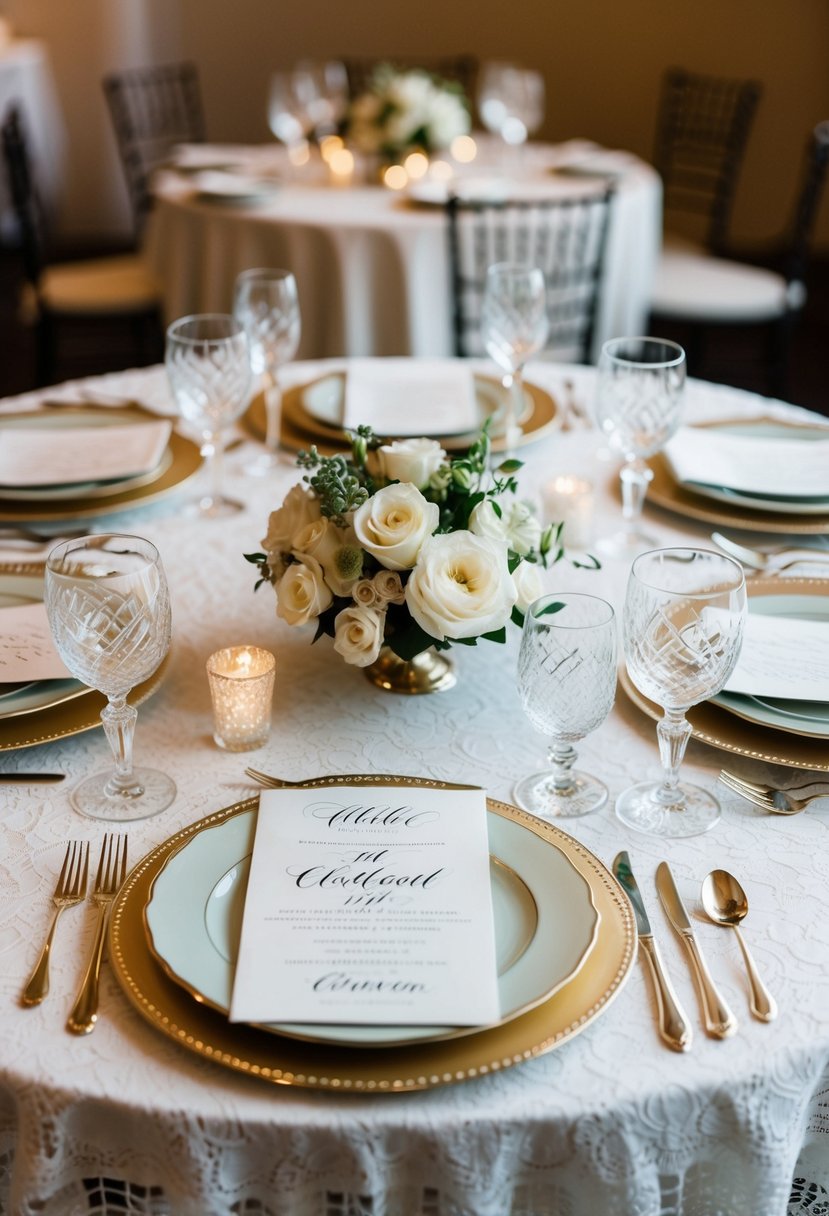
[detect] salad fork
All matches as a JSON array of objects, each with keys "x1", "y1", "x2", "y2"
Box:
[
  {"x1": 718, "y1": 769, "x2": 829, "y2": 815},
  {"x1": 21, "y1": 840, "x2": 89, "y2": 1006},
  {"x1": 66, "y1": 833, "x2": 128, "y2": 1035}
]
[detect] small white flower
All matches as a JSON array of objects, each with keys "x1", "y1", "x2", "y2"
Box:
[
  {"x1": 262, "y1": 484, "x2": 321, "y2": 569},
  {"x1": 469, "y1": 499, "x2": 509, "y2": 544},
  {"x1": 378, "y1": 437, "x2": 447, "y2": 489},
  {"x1": 333, "y1": 604, "x2": 386, "y2": 667},
  {"x1": 502, "y1": 500, "x2": 542, "y2": 556},
  {"x1": 512, "y1": 560, "x2": 544, "y2": 612},
  {"x1": 275, "y1": 555, "x2": 333, "y2": 627},
  {"x1": 373, "y1": 569, "x2": 406, "y2": 605},
  {"x1": 406, "y1": 531, "x2": 517, "y2": 641},
  {"x1": 353, "y1": 482, "x2": 439, "y2": 571},
  {"x1": 353, "y1": 578, "x2": 380, "y2": 608}
]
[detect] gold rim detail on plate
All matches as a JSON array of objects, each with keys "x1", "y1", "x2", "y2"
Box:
[
  {"x1": 109, "y1": 795, "x2": 635, "y2": 1093},
  {"x1": 619, "y1": 576, "x2": 829, "y2": 770},
  {"x1": 245, "y1": 373, "x2": 560, "y2": 456},
  {"x1": 0, "y1": 432, "x2": 202, "y2": 523}
]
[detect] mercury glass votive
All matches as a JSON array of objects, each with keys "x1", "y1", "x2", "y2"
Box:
[
  {"x1": 541, "y1": 475, "x2": 595, "y2": 550},
  {"x1": 206, "y1": 646, "x2": 276, "y2": 752}
]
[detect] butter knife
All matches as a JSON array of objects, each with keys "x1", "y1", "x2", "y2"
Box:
[
  {"x1": 0, "y1": 773, "x2": 65, "y2": 783},
  {"x1": 612, "y1": 851, "x2": 692, "y2": 1052},
  {"x1": 655, "y1": 861, "x2": 738, "y2": 1039}
]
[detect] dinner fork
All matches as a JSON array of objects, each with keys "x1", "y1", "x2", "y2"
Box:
[
  {"x1": 21, "y1": 840, "x2": 89, "y2": 1006},
  {"x1": 710, "y1": 533, "x2": 829, "y2": 573},
  {"x1": 718, "y1": 769, "x2": 829, "y2": 815},
  {"x1": 245, "y1": 767, "x2": 481, "y2": 791},
  {"x1": 66, "y1": 834, "x2": 128, "y2": 1035}
]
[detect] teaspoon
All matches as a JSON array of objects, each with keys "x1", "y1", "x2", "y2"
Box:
[{"x1": 700, "y1": 869, "x2": 777, "y2": 1022}]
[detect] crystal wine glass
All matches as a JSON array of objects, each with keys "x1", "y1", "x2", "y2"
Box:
[
  {"x1": 292, "y1": 60, "x2": 349, "y2": 141},
  {"x1": 233, "y1": 269, "x2": 301, "y2": 475},
  {"x1": 618, "y1": 547, "x2": 746, "y2": 838},
  {"x1": 45, "y1": 535, "x2": 175, "y2": 822},
  {"x1": 481, "y1": 262, "x2": 549, "y2": 460},
  {"x1": 477, "y1": 64, "x2": 544, "y2": 152},
  {"x1": 514, "y1": 593, "x2": 618, "y2": 818},
  {"x1": 594, "y1": 336, "x2": 686, "y2": 559},
  {"x1": 165, "y1": 313, "x2": 252, "y2": 518},
  {"x1": 267, "y1": 70, "x2": 312, "y2": 151}
]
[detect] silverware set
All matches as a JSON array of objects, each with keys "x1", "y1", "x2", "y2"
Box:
[
  {"x1": 613, "y1": 853, "x2": 776, "y2": 1050},
  {"x1": 710, "y1": 531, "x2": 829, "y2": 573},
  {"x1": 719, "y1": 769, "x2": 829, "y2": 815},
  {"x1": 21, "y1": 833, "x2": 128, "y2": 1034}
]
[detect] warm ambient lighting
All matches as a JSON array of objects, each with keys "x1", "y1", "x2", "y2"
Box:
[
  {"x1": 450, "y1": 135, "x2": 477, "y2": 163},
  {"x1": 403, "y1": 151, "x2": 429, "y2": 180},
  {"x1": 288, "y1": 140, "x2": 311, "y2": 166},
  {"x1": 319, "y1": 135, "x2": 344, "y2": 164},
  {"x1": 206, "y1": 645, "x2": 276, "y2": 752},
  {"x1": 383, "y1": 164, "x2": 409, "y2": 190},
  {"x1": 428, "y1": 159, "x2": 454, "y2": 181},
  {"x1": 329, "y1": 147, "x2": 355, "y2": 181}
]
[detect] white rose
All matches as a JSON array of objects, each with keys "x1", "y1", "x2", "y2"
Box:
[
  {"x1": 333, "y1": 604, "x2": 386, "y2": 667},
  {"x1": 378, "y1": 437, "x2": 447, "y2": 489},
  {"x1": 512, "y1": 560, "x2": 544, "y2": 612},
  {"x1": 373, "y1": 569, "x2": 406, "y2": 605},
  {"x1": 468, "y1": 499, "x2": 509, "y2": 544},
  {"x1": 503, "y1": 500, "x2": 542, "y2": 557},
  {"x1": 353, "y1": 483, "x2": 439, "y2": 571},
  {"x1": 353, "y1": 578, "x2": 380, "y2": 608},
  {"x1": 262, "y1": 484, "x2": 321, "y2": 567},
  {"x1": 293, "y1": 517, "x2": 362, "y2": 597},
  {"x1": 426, "y1": 91, "x2": 470, "y2": 148},
  {"x1": 406, "y1": 531, "x2": 517, "y2": 641},
  {"x1": 275, "y1": 555, "x2": 333, "y2": 626}
]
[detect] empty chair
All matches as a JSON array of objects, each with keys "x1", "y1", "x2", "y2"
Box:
[
  {"x1": 103, "y1": 61, "x2": 206, "y2": 237},
  {"x1": 649, "y1": 121, "x2": 829, "y2": 398},
  {"x1": 655, "y1": 67, "x2": 762, "y2": 254},
  {"x1": 2, "y1": 105, "x2": 161, "y2": 386},
  {"x1": 344, "y1": 55, "x2": 477, "y2": 100},
  {"x1": 446, "y1": 189, "x2": 615, "y2": 364}
]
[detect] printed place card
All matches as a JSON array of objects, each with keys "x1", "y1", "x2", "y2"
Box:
[
  {"x1": 724, "y1": 612, "x2": 829, "y2": 702},
  {"x1": 343, "y1": 359, "x2": 479, "y2": 436},
  {"x1": 0, "y1": 420, "x2": 172, "y2": 488},
  {"x1": 0, "y1": 602, "x2": 72, "y2": 681},
  {"x1": 230, "y1": 784, "x2": 500, "y2": 1026}
]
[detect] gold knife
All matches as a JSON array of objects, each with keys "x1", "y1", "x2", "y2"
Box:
[
  {"x1": 612, "y1": 851, "x2": 692, "y2": 1052},
  {"x1": 655, "y1": 861, "x2": 738, "y2": 1039}
]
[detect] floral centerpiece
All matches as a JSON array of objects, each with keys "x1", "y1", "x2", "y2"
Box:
[
  {"x1": 246, "y1": 427, "x2": 593, "y2": 689},
  {"x1": 345, "y1": 65, "x2": 470, "y2": 163}
]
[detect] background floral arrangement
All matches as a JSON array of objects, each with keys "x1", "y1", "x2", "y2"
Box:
[
  {"x1": 345, "y1": 65, "x2": 470, "y2": 161},
  {"x1": 246, "y1": 427, "x2": 588, "y2": 670}
]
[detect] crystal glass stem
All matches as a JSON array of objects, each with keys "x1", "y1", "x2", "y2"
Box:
[
  {"x1": 501, "y1": 367, "x2": 523, "y2": 461},
  {"x1": 205, "y1": 429, "x2": 224, "y2": 509},
  {"x1": 620, "y1": 457, "x2": 654, "y2": 535},
  {"x1": 263, "y1": 370, "x2": 282, "y2": 455},
  {"x1": 101, "y1": 697, "x2": 141, "y2": 797},
  {"x1": 655, "y1": 709, "x2": 693, "y2": 807},
  {"x1": 547, "y1": 740, "x2": 578, "y2": 793}
]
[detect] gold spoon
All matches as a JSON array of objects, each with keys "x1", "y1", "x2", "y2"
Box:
[{"x1": 701, "y1": 870, "x2": 777, "y2": 1022}]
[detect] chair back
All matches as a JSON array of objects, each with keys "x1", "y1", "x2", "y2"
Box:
[
  {"x1": 446, "y1": 188, "x2": 615, "y2": 364},
  {"x1": 344, "y1": 55, "x2": 477, "y2": 100},
  {"x1": 655, "y1": 67, "x2": 761, "y2": 252},
  {"x1": 1, "y1": 105, "x2": 47, "y2": 287},
  {"x1": 785, "y1": 120, "x2": 829, "y2": 287},
  {"x1": 103, "y1": 61, "x2": 206, "y2": 235}
]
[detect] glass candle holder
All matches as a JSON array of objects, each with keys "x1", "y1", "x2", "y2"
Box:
[
  {"x1": 206, "y1": 646, "x2": 276, "y2": 752},
  {"x1": 541, "y1": 475, "x2": 595, "y2": 550}
]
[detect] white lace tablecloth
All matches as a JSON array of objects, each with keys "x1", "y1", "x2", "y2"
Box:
[{"x1": 1, "y1": 362, "x2": 828, "y2": 1216}]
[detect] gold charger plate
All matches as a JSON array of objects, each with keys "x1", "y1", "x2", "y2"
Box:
[
  {"x1": 619, "y1": 575, "x2": 829, "y2": 770},
  {"x1": 246, "y1": 374, "x2": 560, "y2": 456},
  {"x1": 109, "y1": 795, "x2": 635, "y2": 1093},
  {"x1": 0, "y1": 654, "x2": 169, "y2": 751},
  {"x1": 0, "y1": 432, "x2": 202, "y2": 523}
]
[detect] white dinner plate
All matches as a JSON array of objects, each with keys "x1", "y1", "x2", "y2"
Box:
[
  {"x1": 405, "y1": 176, "x2": 512, "y2": 206},
  {"x1": 0, "y1": 572, "x2": 85, "y2": 718},
  {"x1": 711, "y1": 590, "x2": 829, "y2": 737},
  {"x1": 145, "y1": 804, "x2": 601, "y2": 1048},
  {"x1": 193, "y1": 171, "x2": 281, "y2": 205},
  {"x1": 681, "y1": 420, "x2": 829, "y2": 515}
]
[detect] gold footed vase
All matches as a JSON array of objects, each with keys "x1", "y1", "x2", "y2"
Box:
[{"x1": 364, "y1": 646, "x2": 456, "y2": 694}]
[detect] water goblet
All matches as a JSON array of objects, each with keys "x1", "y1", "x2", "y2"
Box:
[
  {"x1": 165, "y1": 313, "x2": 252, "y2": 518},
  {"x1": 292, "y1": 60, "x2": 349, "y2": 141},
  {"x1": 233, "y1": 269, "x2": 301, "y2": 475},
  {"x1": 267, "y1": 70, "x2": 313, "y2": 160},
  {"x1": 594, "y1": 337, "x2": 686, "y2": 559},
  {"x1": 481, "y1": 262, "x2": 549, "y2": 459},
  {"x1": 514, "y1": 593, "x2": 618, "y2": 818},
  {"x1": 45, "y1": 535, "x2": 175, "y2": 822},
  {"x1": 617, "y1": 547, "x2": 746, "y2": 838}
]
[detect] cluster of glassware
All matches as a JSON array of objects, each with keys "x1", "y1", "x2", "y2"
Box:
[
  {"x1": 268, "y1": 60, "x2": 350, "y2": 158},
  {"x1": 477, "y1": 62, "x2": 545, "y2": 151}
]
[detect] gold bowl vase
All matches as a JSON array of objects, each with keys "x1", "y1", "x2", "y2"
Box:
[{"x1": 364, "y1": 646, "x2": 456, "y2": 694}]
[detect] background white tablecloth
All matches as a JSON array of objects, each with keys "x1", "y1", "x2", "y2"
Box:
[
  {"x1": 144, "y1": 144, "x2": 661, "y2": 363},
  {"x1": 1, "y1": 361, "x2": 828, "y2": 1216}
]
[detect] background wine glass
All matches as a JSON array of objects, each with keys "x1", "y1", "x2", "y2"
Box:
[
  {"x1": 233, "y1": 269, "x2": 301, "y2": 474},
  {"x1": 515, "y1": 593, "x2": 617, "y2": 818},
  {"x1": 477, "y1": 64, "x2": 545, "y2": 153},
  {"x1": 292, "y1": 60, "x2": 349, "y2": 141},
  {"x1": 267, "y1": 70, "x2": 313, "y2": 166},
  {"x1": 165, "y1": 313, "x2": 252, "y2": 518},
  {"x1": 594, "y1": 336, "x2": 686, "y2": 558},
  {"x1": 618, "y1": 547, "x2": 746, "y2": 838},
  {"x1": 45, "y1": 535, "x2": 175, "y2": 822},
  {"x1": 481, "y1": 262, "x2": 548, "y2": 459}
]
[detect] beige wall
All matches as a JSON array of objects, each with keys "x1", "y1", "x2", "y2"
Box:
[{"x1": 8, "y1": 0, "x2": 829, "y2": 246}]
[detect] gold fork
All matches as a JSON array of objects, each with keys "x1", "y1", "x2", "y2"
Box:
[
  {"x1": 21, "y1": 840, "x2": 89, "y2": 1006},
  {"x1": 245, "y1": 767, "x2": 481, "y2": 791},
  {"x1": 719, "y1": 769, "x2": 829, "y2": 815},
  {"x1": 66, "y1": 834, "x2": 128, "y2": 1035}
]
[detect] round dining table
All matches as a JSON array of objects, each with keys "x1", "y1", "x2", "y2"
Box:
[
  {"x1": 144, "y1": 140, "x2": 661, "y2": 363},
  {"x1": 0, "y1": 358, "x2": 827, "y2": 1216}
]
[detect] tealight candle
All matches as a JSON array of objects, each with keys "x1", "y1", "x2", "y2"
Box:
[
  {"x1": 206, "y1": 646, "x2": 276, "y2": 752},
  {"x1": 541, "y1": 476, "x2": 595, "y2": 550},
  {"x1": 328, "y1": 147, "x2": 355, "y2": 185}
]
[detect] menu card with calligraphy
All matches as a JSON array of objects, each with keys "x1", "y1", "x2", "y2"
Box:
[
  {"x1": 724, "y1": 612, "x2": 829, "y2": 701},
  {"x1": 229, "y1": 784, "x2": 499, "y2": 1026},
  {"x1": 0, "y1": 603, "x2": 71, "y2": 681}
]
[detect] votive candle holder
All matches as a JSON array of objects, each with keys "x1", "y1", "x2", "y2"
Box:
[
  {"x1": 206, "y1": 646, "x2": 275, "y2": 752},
  {"x1": 541, "y1": 475, "x2": 595, "y2": 550}
]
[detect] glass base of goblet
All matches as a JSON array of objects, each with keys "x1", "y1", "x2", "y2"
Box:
[
  {"x1": 595, "y1": 526, "x2": 658, "y2": 561},
  {"x1": 243, "y1": 449, "x2": 293, "y2": 476},
  {"x1": 181, "y1": 493, "x2": 244, "y2": 519},
  {"x1": 513, "y1": 769, "x2": 608, "y2": 819},
  {"x1": 70, "y1": 766, "x2": 177, "y2": 822},
  {"x1": 615, "y1": 780, "x2": 720, "y2": 838}
]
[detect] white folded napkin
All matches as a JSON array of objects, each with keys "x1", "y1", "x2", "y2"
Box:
[
  {"x1": 724, "y1": 613, "x2": 829, "y2": 701},
  {"x1": 343, "y1": 359, "x2": 479, "y2": 436},
  {"x1": 664, "y1": 426, "x2": 829, "y2": 499},
  {"x1": 0, "y1": 419, "x2": 171, "y2": 488}
]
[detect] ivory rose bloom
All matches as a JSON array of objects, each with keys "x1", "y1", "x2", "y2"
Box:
[
  {"x1": 373, "y1": 569, "x2": 406, "y2": 605},
  {"x1": 262, "y1": 484, "x2": 321, "y2": 573},
  {"x1": 469, "y1": 499, "x2": 541, "y2": 556},
  {"x1": 275, "y1": 555, "x2": 332, "y2": 626},
  {"x1": 406, "y1": 531, "x2": 517, "y2": 641},
  {"x1": 293, "y1": 518, "x2": 362, "y2": 597},
  {"x1": 353, "y1": 578, "x2": 380, "y2": 608},
  {"x1": 353, "y1": 483, "x2": 439, "y2": 571},
  {"x1": 378, "y1": 438, "x2": 447, "y2": 489},
  {"x1": 512, "y1": 560, "x2": 543, "y2": 611},
  {"x1": 333, "y1": 604, "x2": 385, "y2": 667}
]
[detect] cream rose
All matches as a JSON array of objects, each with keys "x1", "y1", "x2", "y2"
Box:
[
  {"x1": 353, "y1": 578, "x2": 380, "y2": 608},
  {"x1": 372, "y1": 569, "x2": 406, "y2": 605},
  {"x1": 512, "y1": 560, "x2": 544, "y2": 612},
  {"x1": 262, "y1": 484, "x2": 321, "y2": 569},
  {"x1": 468, "y1": 499, "x2": 508, "y2": 544},
  {"x1": 293, "y1": 517, "x2": 362, "y2": 597},
  {"x1": 275, "y1": 555, "x2": 333, "y2": 626},
  {"x1": 333, "y1": 604, "x2": 385, "y2": 667},
  {"x1": 378, "y1": 437, "x2": 447, "y2": 489},
  {"x1": 502, "y1": 500, "x2": 542, "y2": 557},
  {"x1": 406, "y1": 531, "x2": 517, "y2": 641},
  {"x1": 353, "y1": 483, "x2": 439, "y2": 571}
]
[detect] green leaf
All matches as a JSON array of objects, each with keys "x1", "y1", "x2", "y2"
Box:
[
  {"x1": 511, "y1": 606, "x2": 525, "y2": 628},
  {"x1": 572, "y1": 553, "x2": 602, "y2": 571},
  {"x1": 253, "y1": 576, "x2": 267, "y2": 592},
  {"x1": 536, "y1": 600, "x2": 566, "y2": 618},
  {"x1": 386, "y1": 620, "x2": 441, "y2": 661},
  {"x1": 243, "y1": 551, "x2": 266, "y2": 565},
  {"x1": 481, "y1": 627, "x2": 506, "y2": 644},
  {"x1": 497, "y1": 459, "x2": 523, "y2": 474},
  {"x1": 452, "y1": 635, "x2": 478, "y2": 646}
]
